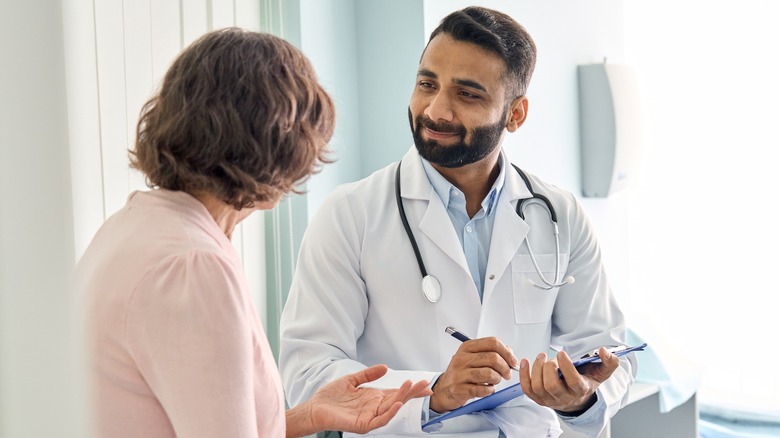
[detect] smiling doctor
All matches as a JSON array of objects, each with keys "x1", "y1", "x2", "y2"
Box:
[{"x1": 280, "y1": 6, "x2": 636, "y2": 438}]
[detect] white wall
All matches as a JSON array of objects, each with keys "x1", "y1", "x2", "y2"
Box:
[
  {"x1": 624, "y1": 1, "x2": 780, "y2": 413},
  {"x1": 355, "y1": 0, "x2": 426, "y2": 176},
  {"x1": 299, "y1": 0, "x2": 363, "y2": 216},
  {"x1": 0, "y1": 0, "x2": 86, "y2": 436},
  {"x1": 301, "y1": 0, "x2": 426, "y2": 217}
]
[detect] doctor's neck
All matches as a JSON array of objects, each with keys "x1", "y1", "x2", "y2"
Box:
[{"x1": 432, "y1": 154, "x2": 501, "y2": 218}]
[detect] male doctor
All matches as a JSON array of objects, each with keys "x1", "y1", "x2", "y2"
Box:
[{"x1": 280, "y1": 6, "x2": 636, "y2": 438}]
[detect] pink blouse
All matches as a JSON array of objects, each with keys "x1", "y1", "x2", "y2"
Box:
[{"x1": 75, "y1": 190, "x2": 285, "y2": 437}]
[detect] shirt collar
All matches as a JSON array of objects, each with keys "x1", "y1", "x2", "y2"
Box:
[{"x1": 420, "y1": 152, "x2": 507, "y2": 216}]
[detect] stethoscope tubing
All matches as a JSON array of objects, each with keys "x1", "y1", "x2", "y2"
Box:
[
  {"x1": 396, "y1": 163, "x2": 443, "y2": 302},
  {"x1": 396, "y1": 160, "x2": 573, "y2": 302},
  {"x1": 395, "y1": 163, "x2": 428, "y2": 277}
]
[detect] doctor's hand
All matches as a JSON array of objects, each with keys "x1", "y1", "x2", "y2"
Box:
[
  {"x1": 518, "y1": 347, "x2": 619, "y2": 415},
  {"x1": 430, "y1": 337, "x2": 519, "y2": 413},
  {"x1": 291, "y1": 364, "x2": 432, "y2": 437}
]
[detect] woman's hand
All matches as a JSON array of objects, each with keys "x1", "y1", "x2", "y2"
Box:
[{"x1": 304, "y1": 364, "x2": 432, "y2": 435}]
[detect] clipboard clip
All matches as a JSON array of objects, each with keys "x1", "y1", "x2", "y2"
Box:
[{"x1": 580, "y1": 343, "x2": 646, "y2": 359}]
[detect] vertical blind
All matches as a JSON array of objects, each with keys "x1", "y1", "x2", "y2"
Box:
[{"x1": 65, "y1": 0, "x2": 299, "y2": 354}]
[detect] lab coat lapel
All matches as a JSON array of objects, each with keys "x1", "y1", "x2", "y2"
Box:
[
  {"x1": 482, "y1": 163, "x2": 532, "y2": 303},
  {"x1": 418, "y1": 196, "x2": 471, "y2": 276},
  {"x1": 400, "y1": 149, "x2": 471, "y2": 276}
]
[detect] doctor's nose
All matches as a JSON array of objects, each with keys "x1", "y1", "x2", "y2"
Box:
[{"x1": 424, "y1": 92, "x2": 455, "y2": 122}]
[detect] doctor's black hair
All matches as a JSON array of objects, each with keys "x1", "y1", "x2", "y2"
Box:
[{"x1": 426, "y1": 6, "x2": 537, "y2": 99}]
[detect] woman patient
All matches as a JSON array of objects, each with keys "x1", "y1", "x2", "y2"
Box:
[{"x1": 74, "y1": 28, "x2": 430, "y2": 437}]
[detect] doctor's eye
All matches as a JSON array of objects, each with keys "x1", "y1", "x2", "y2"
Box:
[
  {"x1": 458, "y1": 90, "x2": 481, "y2": 100},
  {"x1": 417, "y1": 81, "x2": 436, "y2": 90}
]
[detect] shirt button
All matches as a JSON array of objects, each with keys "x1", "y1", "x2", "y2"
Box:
[{"x1": 465, "y1": 225, "x2": 473, "y2": 233}]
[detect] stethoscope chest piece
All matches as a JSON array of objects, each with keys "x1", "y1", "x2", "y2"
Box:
[{"x1": 421, "y1": 275, "x2": 442, "y2": 303}]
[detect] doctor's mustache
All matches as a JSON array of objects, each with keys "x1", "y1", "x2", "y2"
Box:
[
  {"x1": 407, "y1": 108, "x2": 467, "y2": 138},
  {"x1": 419, "y1": 117, "x2": 467, "y2": 136}
]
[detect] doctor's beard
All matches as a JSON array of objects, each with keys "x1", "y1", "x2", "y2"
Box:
[{"x1": 408, "y1": 108, "x2": 505, "y2": 169}]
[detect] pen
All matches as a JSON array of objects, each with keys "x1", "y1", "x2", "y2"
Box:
[{"x1": 445, "y1": 326, "x2": 520, "y2": 372}]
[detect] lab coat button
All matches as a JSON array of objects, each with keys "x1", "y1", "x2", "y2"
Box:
[{"x1": 489, "y1": 274, "x2": 495, "y2": 280}]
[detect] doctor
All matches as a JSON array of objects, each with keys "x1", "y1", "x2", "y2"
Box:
[{"x1": 280, "y1": 6, "x2": 635, "y2": 438}]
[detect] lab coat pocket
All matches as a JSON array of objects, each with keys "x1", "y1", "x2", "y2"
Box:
[{"x1": 510, "y1": 253, "x2": 568, "y2": 324}]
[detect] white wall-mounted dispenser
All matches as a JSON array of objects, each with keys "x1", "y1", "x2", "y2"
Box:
[{"x1": 578, "y1": 62, "x2": 644, "y2": 197}]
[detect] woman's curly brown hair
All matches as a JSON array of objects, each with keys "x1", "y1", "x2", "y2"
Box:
[{"x1": 130, "y1": 28, "x2": 334, "y2": 209}]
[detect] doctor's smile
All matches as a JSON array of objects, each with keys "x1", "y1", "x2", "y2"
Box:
[
  {"x1": 421, "y1": 118, "x2": 466, "y2": 142},
  {"x1": 424, "y1": 126, "x2": 460, "y2": 141}
]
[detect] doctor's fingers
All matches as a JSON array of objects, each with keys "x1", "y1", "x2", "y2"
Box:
[
  {"x1": 457, "y1": 338, "x2": 518, "y2": 377},
  {"x1": 530, "y1": 353, "x2": 557, "y2": 394},
  {"x1": 441, "y1": 362, "x2": 506, "y2": 387},
  {"x1": 524, "y1": 353, "x2": 602, "y2": 402},
  {"x1": 555, "y1": 351, "x2": 590, "y2": 396},
  {"x1": 521, "y1": 362, "x2": 592, "y2": 411},
  {"x1": 534, "y1": 353, "x2": 594, "y2": 396},
  {"x1": 449, "y1": 349, "x2": 515, "y2": 381},
  {"x1": 431, "y1": 373, "x2": 497, "y2": 412},
  {"x1": 518, "y1": 353, "x2": 562, "y2": 398},
  {"x1": 543, "y1": 357, "x2": 588, "y2": 397},
  {"x1": 575, "y1": 348, "x2": 620, "y2": 383},
  {"x1": 444, "y1": 380, "x2": 498, "y2": 404}
]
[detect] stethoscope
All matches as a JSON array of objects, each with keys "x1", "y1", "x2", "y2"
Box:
[{"x1": 395, "y1": 161, "x2": 575, "y2": 303}]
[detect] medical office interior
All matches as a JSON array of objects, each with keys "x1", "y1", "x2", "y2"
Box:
[{"x1": 1, "y1": 0, "x2": 779, "y2": 437}]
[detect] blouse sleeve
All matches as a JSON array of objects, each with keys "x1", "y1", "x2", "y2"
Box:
[{"x1": 125, "y1": 251, "x2": 260, "y2": 438}]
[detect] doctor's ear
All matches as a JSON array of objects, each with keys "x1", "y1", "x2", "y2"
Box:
[{"x1": 506, "y1": 96, "x2": 528, "y2": 133}]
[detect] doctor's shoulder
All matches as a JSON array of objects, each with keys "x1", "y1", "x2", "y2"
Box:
[{"x1": 521, "y1": 173, "x2": 586, "y2": 220}]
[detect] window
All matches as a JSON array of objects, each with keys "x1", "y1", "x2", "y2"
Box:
[{"x1": 625, "y1": 0, "x2": 780, "y2": 417}]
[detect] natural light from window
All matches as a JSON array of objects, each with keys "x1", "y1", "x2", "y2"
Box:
[{"x1": 624, "y1": 0, "x2": 780, "y2": 417}]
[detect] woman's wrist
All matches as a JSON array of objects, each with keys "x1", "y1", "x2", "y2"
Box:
[{"x1": 285, "y1": 401, "x2": 318, "y2": 438}]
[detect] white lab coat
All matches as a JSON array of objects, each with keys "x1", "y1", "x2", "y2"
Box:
[{"x1": 280, "y1": 148, "x2": 636, "y2": 438}]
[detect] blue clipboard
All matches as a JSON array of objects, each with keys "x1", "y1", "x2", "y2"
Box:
[{"x1": 422, "y1": 343, "x2": 647, "y2": 430}]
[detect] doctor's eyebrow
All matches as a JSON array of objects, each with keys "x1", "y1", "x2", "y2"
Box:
[
  {"x1": 417, "y1": 68, "x2": 437, "y2": 79},
  {"x1": 416, "y1": 68, "x2": 488, "y2": 93},
  {"x1": 453, "y1": 78, "x2": 487, "y2": 92}
]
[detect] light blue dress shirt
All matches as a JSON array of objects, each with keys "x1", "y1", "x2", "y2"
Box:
[
  {"x1": 420, "y1": 153, "x2": 506, "y2": 300},
  {"x1": 419, "y1": 153, "x2": 508, "y2": 435}
]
